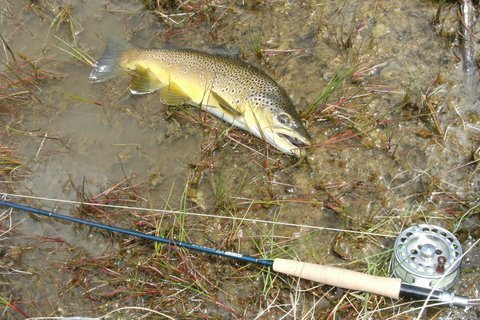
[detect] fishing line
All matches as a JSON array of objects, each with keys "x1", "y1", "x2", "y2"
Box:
[{"x1": 0, "y1": 192, "x2": 396, "y2": 238}]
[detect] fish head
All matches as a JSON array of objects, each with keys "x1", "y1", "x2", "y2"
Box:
[{"x1": 245, "y1": 92, "x2": 312, "y2": 157}]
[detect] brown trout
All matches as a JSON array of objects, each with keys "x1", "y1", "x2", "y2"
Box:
[{"x1": 89, "y1": 41, "x2": 312, "y2": 156}]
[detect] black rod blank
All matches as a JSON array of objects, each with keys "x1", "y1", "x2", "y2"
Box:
[{"x1": 0, "y1": 200, "x2": 273, "y2": 267}]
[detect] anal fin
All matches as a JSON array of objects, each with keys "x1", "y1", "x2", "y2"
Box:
[{"x1": 130, "y1": 64, "x2": 163, "y2": 95}]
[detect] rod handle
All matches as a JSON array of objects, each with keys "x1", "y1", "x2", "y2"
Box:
[{"x1": 272, "y1": 258, "x2": 401, "y2": 299}]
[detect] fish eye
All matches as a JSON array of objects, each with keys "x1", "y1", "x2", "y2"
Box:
[{"x1": 277, "y1": 113, "x2": 291, "y2": 125}]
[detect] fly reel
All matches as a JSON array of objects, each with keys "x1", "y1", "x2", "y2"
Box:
[{"x1": 392, "y1": 224, "x2": 463, "y2": 290}]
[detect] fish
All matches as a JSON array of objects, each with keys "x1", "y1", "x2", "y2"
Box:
[{"x1": 89, "y1": 40, "x2": 312, "y2": 156}]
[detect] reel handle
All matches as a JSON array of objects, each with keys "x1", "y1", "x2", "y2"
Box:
[{"x1": 273, "y1": 258, "x2": 401, "y2": 298}]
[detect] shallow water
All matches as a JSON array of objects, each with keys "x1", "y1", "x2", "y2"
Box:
[{"x1": 0, "y1": 0, "x2": 479, "y2": 319}]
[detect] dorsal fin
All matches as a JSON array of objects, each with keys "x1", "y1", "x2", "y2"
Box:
[{"x1": 210, "y1": 47, "x2": 241, "y2": 59}]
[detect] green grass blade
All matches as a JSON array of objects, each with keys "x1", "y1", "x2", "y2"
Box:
[{"x1": 303, "y1": 64, "x2": 355, "y2": 117}]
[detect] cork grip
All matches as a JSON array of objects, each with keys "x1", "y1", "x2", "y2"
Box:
[{"x1": 272, "y1": 258, "x2": 402, "y2": 299}]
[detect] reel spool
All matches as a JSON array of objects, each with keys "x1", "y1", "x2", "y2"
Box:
[{"x1": 392, "y1": 224, "x2": 463, "y2": 290}]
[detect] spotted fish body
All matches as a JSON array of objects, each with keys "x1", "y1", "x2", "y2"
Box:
[{"x1": 89, "y1": 41, "x2": 312, "y2": 156}]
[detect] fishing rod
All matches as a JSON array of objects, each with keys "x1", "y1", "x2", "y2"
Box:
[{"x1": 0, "y1": 200, "x2": 470, "y2": 308}]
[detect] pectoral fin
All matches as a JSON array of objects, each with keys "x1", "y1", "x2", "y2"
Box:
[
  {"x1": 210, "y1": 90, "x2": 242, "y2": 118},
  {"x1": 130, "y1": 65, "x2": 163, "y2": 94}
]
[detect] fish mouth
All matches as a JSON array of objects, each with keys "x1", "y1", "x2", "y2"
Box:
[
  {"x1": 275, "y1": 133, "x2": 312, "y2": 157},
  {"x1": 280, "y1": 133, "x2": 311, "y2": 148}
]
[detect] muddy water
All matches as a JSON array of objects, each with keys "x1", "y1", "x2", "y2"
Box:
[{"x1": 1, "y1": 1, "x2": 479, "y2": 319}]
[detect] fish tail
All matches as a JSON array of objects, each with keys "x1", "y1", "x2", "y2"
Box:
[{"x1": 89, "y1": 39, "x2": 130, "y2": 83}]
